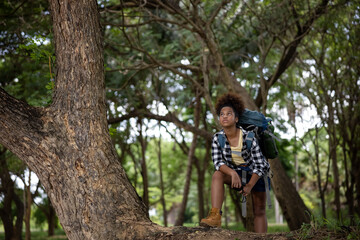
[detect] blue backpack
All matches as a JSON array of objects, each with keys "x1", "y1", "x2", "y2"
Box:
[{"x1": 218, "y1": 109, "x2": 279, "y2": 159}]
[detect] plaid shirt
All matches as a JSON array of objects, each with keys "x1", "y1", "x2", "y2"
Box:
[{"x1": 211, "y1": 128, "x2": 270, "y2": 177}]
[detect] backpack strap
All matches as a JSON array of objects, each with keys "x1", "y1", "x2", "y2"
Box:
[
  {"x1": 218, "y1": 133, "x2": 226, "y2": 149},
  {"x1": 263, "y1": 130, "x2": 281, "y2": 142},
  {"x1": 245, "y1": 131, "x2": 255, "y2": 151}
]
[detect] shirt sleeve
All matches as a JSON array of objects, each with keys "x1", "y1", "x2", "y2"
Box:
[
  {"x1": 211, "y1": 134, "x2": 226, "y2": 171},
  {"x1": 249, "y1": 137, "x2": 270, "y2": 177}
]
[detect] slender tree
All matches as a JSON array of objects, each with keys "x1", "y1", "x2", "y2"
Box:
[{"x1": 0, "y1": 148, "x2": 24, "y2": 240}]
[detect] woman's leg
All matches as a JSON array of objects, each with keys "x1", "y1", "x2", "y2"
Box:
[
  {"x1": 252, "y1": 191, "x2": 267, "y2": 233},
  {"x1": 211, "y1": 170, "x2": 231, "y2": 208},
  {"x1": 200, "y1": 171, "x2": 232, "y2": 227}
]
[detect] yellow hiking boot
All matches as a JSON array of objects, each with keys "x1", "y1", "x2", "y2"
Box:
[{"x1": 200, "y1": 207, "x2": 222, "y2": 227}]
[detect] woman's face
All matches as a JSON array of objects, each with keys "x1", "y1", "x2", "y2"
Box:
[{"x1": 219, "y1": 106, "x2": 238, "y2": 128}]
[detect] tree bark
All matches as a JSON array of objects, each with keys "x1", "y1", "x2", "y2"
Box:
[{"x1": 269, "y1": 158, "x2": 311, "y2": 231}]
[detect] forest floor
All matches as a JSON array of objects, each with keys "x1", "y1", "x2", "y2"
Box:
[
  {"x1": 158, "y1": 224, "x2": 359, "y2": 240},
  {"x1": 1, "y1": 225, "x2": 357, "y2": 240}
]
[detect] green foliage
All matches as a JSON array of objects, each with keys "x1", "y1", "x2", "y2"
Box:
[
  {"x1": 33, "y1": 205, "x2": 47, "y2": 229},
  {"x1": 0, "y1": 229, "x2": 67, "y2": 240},
  {"x1": 18, "y1": 36, "x2": 54, "y2": 64},
  {"x1": 294, "y1": 214, "x2": 360, "y2": 240},
  {"x1": 0, "y1": 0, "x2": 53, "y2": 106},
  {"x1": 109, "y1": 127, "x2": 117, "y2": 136}
]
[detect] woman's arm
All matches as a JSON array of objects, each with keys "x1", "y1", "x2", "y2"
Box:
[
  {"x1": 242, "y1": 173, "x2": 260, "y2": 196},
  {"x1": 249, "y1": 137, "x2": 269, "y2": 177},
  {"x1": 219, "y1": 165, "x2": 241, "y2": 189}
]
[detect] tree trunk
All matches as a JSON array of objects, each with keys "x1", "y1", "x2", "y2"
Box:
[
  {"x1": 348, "y1": 137, "x2": 359, "y2": 219},
  {"x1": 269, "y1": 158, "x2": 311, "y2": 231},
  {"x1": 229, "y1": 189, "x2": 245, "y2": 227},
  {"x1": 48, "y1": 200, "x2": 56, "y2": 236},
  {"x1": 157, "y1": 124, "x2": 167, "y2": 226},
  {"x1": 0, "y1": 149, "x2": 24, "y2": 240},
  {"x1": 328, "y1": 110, "x2": 341, "y2": 220},
  {"x1": 194, "y1": 105, "x2": 212, "y2": 222},
  {"x1": 174, "y1": 93, "x2": 201, "y2": 226},
  {"x1": 314, "y1": 127, "x2": 326, "y2": 219},
  {"x1": 13, "y1": 193, "x2": 25, "y2": 240},
  {"x1": 204, "y1": 30, "x2": 258, "y2": 111},
  {"x1": 194, "y1": 139, "x2": 211, "y2": 221},
  {"x1": 24, "y1": 170, "x2": 32, "y2": 240},
  {"x1": 138, "y1": 119, "x2": 150, "y2": 216},
  {"x1": 274, "y1": 197, "x2": 283, "y2": 224}
]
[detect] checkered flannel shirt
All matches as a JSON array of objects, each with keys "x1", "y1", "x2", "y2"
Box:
[{"x1": 211, "y1": 128, "x2": 270, "y2": 177}]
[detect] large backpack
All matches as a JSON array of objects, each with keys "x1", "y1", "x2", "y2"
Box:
[{"x1": 218, "y1": 109, "x2": 279, "y2": 159}]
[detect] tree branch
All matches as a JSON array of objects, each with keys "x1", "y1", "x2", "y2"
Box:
[
  {"x1": 255, "y1": 0, "x2": 330, "y2": 108},
  {"x1": 108, "y1": 109, "x2": 213, "y2": 141},
  {"x1": 207, "y1": 0, "x2": 230, "y2": 27}
]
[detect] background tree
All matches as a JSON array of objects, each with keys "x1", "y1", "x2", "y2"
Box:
[
  {"x1": 0, "y1": 148, "x2": 25, "y2": 240},
  {"x1": 289, "y1": 1, "x2": 360, "y2": 220}
]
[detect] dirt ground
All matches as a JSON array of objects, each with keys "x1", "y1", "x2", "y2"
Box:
[{"x1": 147, "y1": 225, "x2": 357, "y2": 240}]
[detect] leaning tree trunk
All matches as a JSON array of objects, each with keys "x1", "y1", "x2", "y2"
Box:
[{"x1": 269, "y1": 158, "x2": 311, "y2": 230}]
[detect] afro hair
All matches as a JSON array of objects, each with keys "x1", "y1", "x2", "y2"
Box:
[{"x1": 215, "y1": 92, "x2": 245, "y2": 117}]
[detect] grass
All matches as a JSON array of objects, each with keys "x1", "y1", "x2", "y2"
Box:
[
  {"x1": 224, "y1": 222, "x2": 289, "y2": 233},
  {"x1": 0, "y1": 229, "x2": 67, "y2": 240},
  {"x1": 183, "y1": 222, "x2": 289, "y2": 233}
]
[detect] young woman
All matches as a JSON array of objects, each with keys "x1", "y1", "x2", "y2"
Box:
[{"x1": 200, "y1": 93, "x2": 270, "y2": 233}]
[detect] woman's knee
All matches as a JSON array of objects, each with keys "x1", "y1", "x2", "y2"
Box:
[
  {"x1": 212, "y1": 171, "x2": 225, "y2": 182},
  {"x1": 252, "y1": 192, "x2": 267, "y2": 217},
  {"x1": 253, "y1": 204, "x2": 266, "y2": 217}
]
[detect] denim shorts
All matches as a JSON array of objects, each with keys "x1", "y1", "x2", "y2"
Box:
[{"x1": 235, "y1": 166, "x2": 270, "y2": 192}]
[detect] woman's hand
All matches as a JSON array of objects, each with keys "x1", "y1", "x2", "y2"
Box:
[
  {"x1": 241, "y1": 173, "x2": 259, "y2": 196},
  {"x1": 241, "y1": 184, "x2": 253, "y2": 196},
  {"x1": 230, "y1": 171, "x2": 242, "y2": 189}
]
